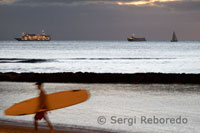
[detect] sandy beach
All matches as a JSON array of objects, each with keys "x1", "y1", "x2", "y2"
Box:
[{"x1": 1, "y1": 82, "x2": 200, "y2": 133}]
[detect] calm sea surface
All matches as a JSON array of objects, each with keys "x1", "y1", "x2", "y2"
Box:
[{"x1": 0, "y1": 41, "x2": 200, "y2": 73}]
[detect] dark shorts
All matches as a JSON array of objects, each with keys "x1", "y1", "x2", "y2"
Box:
[{"x1": 34, "y1": 111, "x2": 47, "y2": 120}]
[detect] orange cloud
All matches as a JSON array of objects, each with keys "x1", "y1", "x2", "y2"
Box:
[{"x1": 117, "y1": 0, "x2": 183, "y2": 6}]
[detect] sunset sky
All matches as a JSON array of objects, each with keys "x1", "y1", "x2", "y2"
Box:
[{"x1": 0, "y1": 0, "x2": 200, "y2": 40}]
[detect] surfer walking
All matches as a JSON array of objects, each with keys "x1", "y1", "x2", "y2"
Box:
[{"x1": 34, "y1": 82, "x2": 54, "y2": 133}]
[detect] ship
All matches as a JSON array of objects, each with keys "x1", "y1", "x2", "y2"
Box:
[
  {"x1": 127, "y1": 34, "x2": 146, "y2": 41},
  {"x1": 171, "y1": 32, "x2": 178, "y2": 42},
  {"x1": 15, "y1": 30, "x2": 51, "y2": 41}
]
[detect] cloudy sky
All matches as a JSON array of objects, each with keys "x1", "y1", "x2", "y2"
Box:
[{"x1": 0, "y1": 0, "x2": 200, "y2": 40}]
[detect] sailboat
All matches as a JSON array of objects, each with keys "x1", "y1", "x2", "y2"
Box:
[{"x1": 171, "y1": 32, "x2": 178, "y2": 42}]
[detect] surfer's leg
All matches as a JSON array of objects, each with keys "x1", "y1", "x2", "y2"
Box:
[
  {"x1": 34, "y1": 119, "x2": 38, "y2": 132},
  {"x1": 44, "y1": 114, "x2": 54, "y2": 132},
  {"x1": 34, "y1": 113, "x2": 40, "y2": 131}
]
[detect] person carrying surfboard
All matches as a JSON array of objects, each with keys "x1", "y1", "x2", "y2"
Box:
[{"x1": 34, "y1": 82, "x2": 54, "y2": 133}]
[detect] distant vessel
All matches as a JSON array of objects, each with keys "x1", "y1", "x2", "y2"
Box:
[
  {"x1": 171, "y1": 32, "x2": 178, "y2": 42},
  {"x1": 15, "y1": 30, "x2": 51, "y2": 41},
  {"x1": 127, "y1": 34, "x2": 146, "y2": 41}
]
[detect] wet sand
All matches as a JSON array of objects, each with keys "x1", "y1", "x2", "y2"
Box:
[
  {"x1": 0, "y1": 124, "x2": 71, "y2": 133},
  {"x1": 0, "y1": 125, "x2": 109, "y2": 133},
  {"x1": 0, "y1": 120, "x2": 110, "y2": 133}
]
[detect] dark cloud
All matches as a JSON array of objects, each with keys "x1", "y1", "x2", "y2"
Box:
[
  {"x1": 0, "y1": 0, "x2": 200, "y2": 40},
  {"x1": 0, "y1": 0, "x2": 132, "y2": 6},
  {"x1": 0, "y1": 0, "x2": 187, "y2": 6},
  {"x1": 159, "y1": 1, "x2": 200, "y2": 11},
  {"x1": 1, "y1": 0, "x2": 200, "y2": 12}
]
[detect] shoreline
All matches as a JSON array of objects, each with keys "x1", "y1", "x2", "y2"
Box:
[{"x1": 0, "y1": 72, "x2": 200, "y2": 84}]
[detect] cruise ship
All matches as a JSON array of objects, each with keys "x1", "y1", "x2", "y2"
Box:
[{"x1": 15, "y1": 30, "x2": 51, "y2": 41}]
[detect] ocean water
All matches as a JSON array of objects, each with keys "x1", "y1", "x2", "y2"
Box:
[
  {"x1": 0, "y1": 41, "x2": 200, "y2": 73},
  {"x1": 0, "y1": 82, "x2": 200, "y2": 133}
]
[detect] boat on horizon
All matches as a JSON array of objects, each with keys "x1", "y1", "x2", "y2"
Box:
[
  {"x1": 127, "y1": 34, "x2": 146, "y2": 41},
  {"x1": 15, "y1": 30, "x2": 51, "y2": 41},
  {"x1": 171, "y1": 32, "x2": 178, "y2": 42}
]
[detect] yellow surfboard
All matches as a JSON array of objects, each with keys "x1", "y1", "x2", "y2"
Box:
[{"x1": 5, "y1": 89, "x2": 90, "y2": 116}]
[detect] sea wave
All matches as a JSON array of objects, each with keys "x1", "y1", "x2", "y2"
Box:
[
  {"x1": 0, "y1": 57, "x2": 175, "y2": 63},
  {"x1": 63, "y1": 58, "x2": 176, "y2": 60},
  {"x1": 0, "y1": 58, "x2": 53, "y2": 63}
]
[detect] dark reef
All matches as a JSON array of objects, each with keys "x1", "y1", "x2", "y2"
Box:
[{"x1": 0, "y1": 72, "x2": 200, "y2": 84}]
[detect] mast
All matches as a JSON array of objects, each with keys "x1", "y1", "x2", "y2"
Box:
[{"x1": 42, "y1": 30, "x2": 45, "y2": 35}]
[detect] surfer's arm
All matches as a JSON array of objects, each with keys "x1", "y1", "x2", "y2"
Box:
[
  {"x1": 36, "y1": 102, "x2": 48, "y2": 112},
  {"x1": 36, "y1": 91, "x2": 48, "y2": 112}
]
